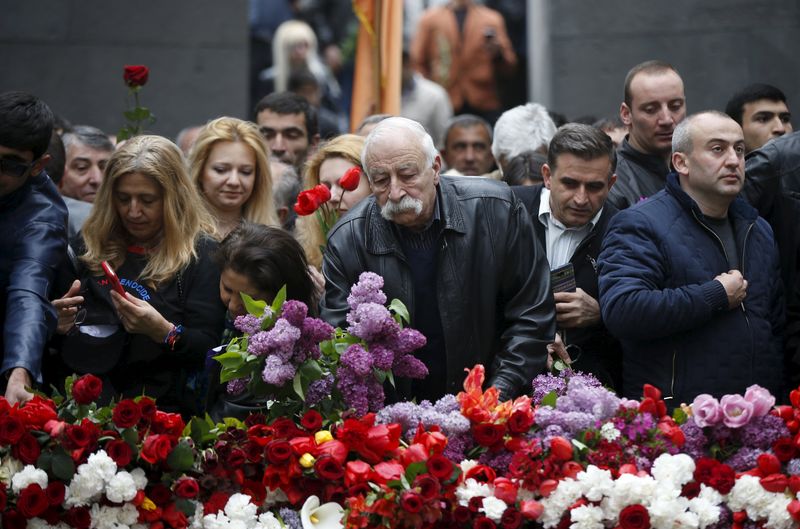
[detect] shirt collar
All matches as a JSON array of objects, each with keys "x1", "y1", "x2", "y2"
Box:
[{"x1": 538, "y1": 187, "x2": 603, "y2": 231}]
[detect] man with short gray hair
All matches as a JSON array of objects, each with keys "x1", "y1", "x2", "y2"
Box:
[
  {"x1": 599, "y1": 110, "x2": 784, "y2": 405},
  {"x1": 59, "y1": 125, "x2": 114, "y2": 203},
  {"x1": 321, "y1": 116, "x2": 555, "y2": 402},
  {"x1": 491, "y1": 103, "x2": 556, "y2": 176}
]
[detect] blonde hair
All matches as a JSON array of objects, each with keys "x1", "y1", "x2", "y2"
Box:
[
  {"x1": 273, "y1": 20, "x2": 319, "y2": 93},
  {"x1": 296, "y1": 134, "x2": 366, "y2": 268},
  {"x1": 189, "y1": 117, "x2": 278, "y2": 230},
  {"x1": 81, "y1": 135, "x2": 217, "y2": 286}
]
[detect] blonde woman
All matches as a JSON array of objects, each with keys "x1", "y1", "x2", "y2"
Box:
[
  {"x1": 52, "y1": 135, "x2": 226, "y2": 416},
  {"x1": 296, "y1": 134, "x2": 371, "y2": 269},
  {"x1": 189, "y1": 117, "x2": 278, "y2": 238}
]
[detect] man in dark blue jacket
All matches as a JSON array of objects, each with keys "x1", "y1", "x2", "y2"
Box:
[
  {"x1": 599, "y1": 111, "x2": 784, "y2": 405},
  {"x1": 0, "y1": 92, "x2": 68, "y2": 404}
]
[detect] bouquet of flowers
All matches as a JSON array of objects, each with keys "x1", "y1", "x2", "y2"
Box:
[
  {"x1": 214, "y1": 271, "x2": 428, "y2": 420},
  {"x1": 293, "y1": 167, "x2": 362, "y2": 239}
]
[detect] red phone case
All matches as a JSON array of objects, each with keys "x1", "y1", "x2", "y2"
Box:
[{"x1": 101, "y1": 261, "x2": 126, "y2": 296}]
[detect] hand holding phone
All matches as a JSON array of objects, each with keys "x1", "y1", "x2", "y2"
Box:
[{"x1": 101, "y1": 261, "x2": 127, "y2": 297}]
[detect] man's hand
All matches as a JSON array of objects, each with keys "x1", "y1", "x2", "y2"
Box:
[
  {"x1": 546, "y1": 333, "x2": 571, "y2": 370},
  {"x1": 53, "y1": 279, "x2": 84, "y2": 334},
  {"x1": 554, "y1": 288, "x2": 601, "y2": 328},
  {"x1": 5, "y1": 367, "x2": 33, "y2": 405},
  {"x1": 715, "y1": 270, "x2": 748, "y2": 309},
  {"x1": 110, "y1": 290, "x2": 173, "y2": 343}
]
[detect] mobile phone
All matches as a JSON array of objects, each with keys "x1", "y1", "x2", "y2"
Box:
[
  {"x1": 101, "y1": 261, "x2": 127, "y2": 297},
  {"x1": 550, "y1": 263, "x2": 577, "y2": 293}
]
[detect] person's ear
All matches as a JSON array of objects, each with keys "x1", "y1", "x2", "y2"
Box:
[
  {"x1": 542, "y1": 163, "x2": 553, "y2": 190},
  {"x1": 620, "y1": 103, "x2": 632, "y2": 127},
  {"x1": 33, "y1": 154, "x2": 51, "y2": 176},
  {"x1": 278, "y1": 205, "x2": 289, "y2": 225},
  {"x1": 672, "y1": 152, "x2": 689, "y2": 175}
]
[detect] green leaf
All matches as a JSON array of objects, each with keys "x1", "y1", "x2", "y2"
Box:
[
  {"x1": 572, "y1": 439, "x2": 588, "y2": 452},
  {"x1": 122, "y1": 428, "x2": 138, "y2": 446},
  {"x1": 293, "y1": 372, "x2": 305, "y2": 400},
  {"x1": 241, "y1": 292, "x2": 267, "y2": 318},
  {"x1": 213, "y1": 351, "x2": 245, "y2": 370},
  {"x1": 123, "y1": 110, "x2": 140, "y2": 121},
  {"x1": 553, "y1": 360, "x2": 568, "y2": 372},
  {"x1": 52, "y1": 449, "x2": 76, "y2": 481},
  {"x1": 541, "y1": 390, "x2": 558, "y2": 408},
  {"x1": 271, "y1": 285, "x2": 287, "y2": 314},
  {"x1": 672, "y1": 406, "x2": 688, "y2": 424},
  {"x1": 389, "y1": 299, "x2": 410, "y2": 324},
  {"x1": 404, "y1": 461, "x2": 427, "y2": 484},
  {"x1": 36, "y1": 451, "x2": 53, "y2": 473},
  {"x1": 175, "y1": 498, "x2": 195, "y2": 516},
  {"x1": 166, "y1": 440, "x2": 194, "y2": 472},
  {"x1": 189, "y1": 416, "x2": 212, "y2": 445},
  {"x1": 386, "y1": 370, "x2": 396, "y2": 388}
]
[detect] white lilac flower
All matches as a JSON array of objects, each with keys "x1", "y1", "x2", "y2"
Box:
[
  {"x1": 650, "y1": 453, "x2": 694, "y2": 487},
  {"x1": 480, "y1": 496, "x2": 507, "y2": 522},
  {"x1": 599, "y1": 422, "x2": 621, "y2": 441},
  {"x1": 300, "y1": 495, "x2": 344, "y2": 529},
  {"x1": 10, "y1": 464, "x2": 48, "y2": 493},
  {"x1": 0, "y1": 456, "x2": 23, "y2": 486},
  {"x1": 84, "y1": 450, "x2": 118, "y2": 483},
  {"x1": 106, "y1": 471, "x2": 138, "y2": 503},
  {"x1": 226, "y1": 493, "x2": 259, "y2": 522},
  {"x1": 569, "y1": 504, "x2": 605, "y2": 529},
  {"x1": 130, "y1": 468, "x2": 148, "y2": 490},
  {"x1": 455, "y1": 478, "x2": 493, "y2": 506},
  {"x1": 257, "y1": 512, "x2": 285, "y2": 529},
  {"x1": 576, "y1": 466, "x2": 614, "y2": 502}
]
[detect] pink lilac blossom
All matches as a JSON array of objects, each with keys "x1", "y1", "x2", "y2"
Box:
[
  {"x1": 346, "y1": 302, "x2": 399, "y2": 342},
  {"x1": 347, "y1": 272, "x2": 387, "y2": 309},
  {"x1": 262, "y1": 354, "x2": 297, "y2": 386},
  {"x1": 340, "y1": 344, "x2": 374, "y2": 376},
  {"x1": 234, "y1": 314, "x2": 262, "y2": 335},
  {"x1": 281, "y1": 300, "x2": 308, "y2": 327}
]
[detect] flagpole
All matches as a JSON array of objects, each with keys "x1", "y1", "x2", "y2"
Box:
[{"x1": 372, "y1": 0, "x2": 382, "y2": 112}]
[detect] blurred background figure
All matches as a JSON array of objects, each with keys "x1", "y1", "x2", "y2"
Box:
[
  {"x1": 400, "y1": 49, "x2": 453, "y2": 147},
  {"x1": 593, "y1": 116, "x2": 628, "y2": 148},
  {"x1": 492, "y1": 103, "x2": 556, "y2": 176}
]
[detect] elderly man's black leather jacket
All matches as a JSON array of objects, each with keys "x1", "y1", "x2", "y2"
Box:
[{"x1": 321, "y1": 176, "x2": 556, "y2": 399}]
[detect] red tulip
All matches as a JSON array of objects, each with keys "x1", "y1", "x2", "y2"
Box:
[{"x1": 339, "y1": 166, "x2": 362, "y2": 191}]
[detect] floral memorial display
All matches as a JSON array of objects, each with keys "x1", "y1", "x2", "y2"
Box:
[{"x1": 3, "y1": 273, "x2": 800, "y2": 529}]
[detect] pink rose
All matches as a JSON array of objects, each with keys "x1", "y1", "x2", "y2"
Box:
[
  {"x1": 691, "y1": 394, "x2": 722, "y2": 428},
  {"x1": 720, "y1": 394, "x2": 754, "y2": 428},
  {"x1": 744, "y1": 384, "x2": 775, "y2": 417}
]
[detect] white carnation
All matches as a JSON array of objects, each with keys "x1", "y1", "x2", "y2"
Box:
[
  {"x1": 66, "y1": 472, "x2": 105, "y2": 506},
  {"x1": 539, "y1": 480, "x2": 584, "y2": 528},
  {"x1": 226, "y1": 493, "x2": 259, "y2": 522},
  {"x1": 650, "y1": 453, "x2": 694, "y2": 487},
  {"x1": 130, "y1": 467, "x2": 148, "y2": 490},
  {"x1": 459, "y1": 459, "x2": 478, "y2": 474},
  {"x1": 599, "y1": 422, "x2": 621, "y2": 441},
  {"x1": 190, "y1": 502, "x2": 205, "y2": 529},
  {"x1": 456, "y1": 478, "x2": 493, "y2": 506},
  {"x1": 480, "y1": 496, "x2": 507, "y2": 522},
  {"x1": 119, "y1": 503, "x2": 140, "y2": 525},
  {"x1": 0, "y1": 456, "x2": 23, "y2": 486},
  {"x1": 764, "y1": 495, "x2": 793, "y2": 529},
  {"x1": 569, "y1": 505, "x2": 604, "y2": 529},
  {"x1": 202, "y1": 513, "x2": 230, "y2": 529},
  {"x1": 576, "y1": 466, "x2": 614, "y2": 502},
  {"x1": 91, "y1": 504, "x2": 124, "y2": 529},
  {"x1": 83, "y1": 450, "x2": 118, "y2": 483},
  {"x1": 106, "y1": 471, "x2": 138, "y2": 503},
  {"x1": 256, "y1": 511, "x2": 284, "y2": 529},
  {"x1": 10, "y1": 464, "x2": 48, "y2": 493},
  {"x1": 263, "y1": 487, "x2": 288, "y2": 507}
]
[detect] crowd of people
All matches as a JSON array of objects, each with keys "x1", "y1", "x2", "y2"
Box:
[{"x1": 1, "y1": 1, "x2": 797, "y2": 419}]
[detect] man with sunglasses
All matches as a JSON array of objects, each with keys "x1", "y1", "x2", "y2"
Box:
[{"x1": 0, "y1": 91, "x2": 68, "y2": 404}]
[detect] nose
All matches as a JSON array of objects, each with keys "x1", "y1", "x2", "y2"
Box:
[
  {"x1": 270, "y1": 133, "x2": 287, "y2": 154},
  {"x1": 772, "y1": 116, "x2": 788, "y2": 135},
  {"x1": 387, "y1": 176, "x2": 405, "y2": 202},
  {"x1": 573, "y1": 186, "x2": 589, "y2": 206},
  {"x1": 88, "y1": 166, "x2": 103, "y2": 187},
  {"x1": 724, "y1": 146, "x2": 742, "y2": 166},
  {"x1": 128, "y1": 199, "x2": 144, "y2": 218},
  {"x1": 228, "y1": 294, "x2": 244, "y2": 317},
  {"x1": 464, "y1": 146, "x2": 476, "y2": 161},
  {"x1": 656, "y1": 105, "x2": 674, "y2": 125}
]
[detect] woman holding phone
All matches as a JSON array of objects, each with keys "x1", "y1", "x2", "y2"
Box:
[{"x1": 51, "y1": 135, "x2": 226, "y2": 416}]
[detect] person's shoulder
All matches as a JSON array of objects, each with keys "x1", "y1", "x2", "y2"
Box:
[
  {"x1": 326, "y1": 197, "x2": 374, "y2": 239},
  {"x1": 444, "y1": 175, "x2": 511, "y2": 201}
]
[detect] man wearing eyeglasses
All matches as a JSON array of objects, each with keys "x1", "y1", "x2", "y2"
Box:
[
  {"x1": 0, "y1": 91, "x2": 68, "y2": 404},
  {"x1": 321, "y1": 117, "x2": 556, "y2": 402}
]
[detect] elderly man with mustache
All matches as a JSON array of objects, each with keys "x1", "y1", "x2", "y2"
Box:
[{"x1": 320, "y1": 117, "x2": 555, "y2": 402}]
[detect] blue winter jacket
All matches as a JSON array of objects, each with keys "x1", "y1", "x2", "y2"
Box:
[
  {"x1": 598, "y1": 173, "x2": 784, "y2": 405},
  {"x1": 0, "y1": 172, "x2": 67, "y2": 383}
]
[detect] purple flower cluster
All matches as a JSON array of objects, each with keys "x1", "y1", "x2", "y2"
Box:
[
  {"x1": 531, "y1": 370, "x2": 604, "y2": 406},
  {"x1": 306, "y1": 374, "x2": 334, "y2": 406},
  {"x1": 279, "y1": 508, "x2": 302, "y2": 529},
  {"x1": 234, "y1": 314, "x2": 262, "y2": 335},
  {"x1": 347, "y1": 271, "x2": 387, "y2": 309}
]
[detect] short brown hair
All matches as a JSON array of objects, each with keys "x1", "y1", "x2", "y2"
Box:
[{"x1": 623, "y1": 60, "x2": 680, "y2": 108}]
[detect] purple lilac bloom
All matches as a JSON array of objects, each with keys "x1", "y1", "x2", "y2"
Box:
[
  {"x1": 347, "y1": 302, "x2": 399, "y2": 342},
  {"x1": 532, "y1": 373, "x2": 567, "y2": 405},
  {"x1": 234, "y1": 314, "x2": 262, "y2": 335},
  {"x1": 393, "y1": 354, "x2": 429, "y2": 379},
  {"x1": 443, "y1": 433, "x2": 471, "y2": 462},
  {"x1": 297, "y1": 318, "x2": 335, "y2": 360},
  {"x1": 392, "y1": 328, "x2": 427, "y2": 354},
  {"x1": 279, "y1": 508, "x2": 302, "y2": 529},
  {"x1": 226, "y1": 377, "x2": 248, "y2": 396},
  {"x1": 264, "y1": 318, "x2": 302, "y2": 360},
  {"x1": 680, "y1": 418, "x2": 708, "y2": 459},
  {"x1": 723, "y1": 446, "x2": 762, "y2": 472},
  {"x1": 377, "y1": 401, "x2": 422, "y2": 434},
  {"x1": 340, "y1": 344, "x2": 374, "y2": 376},
  {"x1": 247, "y1": 331, "x2": 271, "y2": 356},
  {"x1": 347, "y1": 272, "x2": 387, "y2": 309},
  {"x1": 366, "y1": 376, "x2": 386, "y2": 411},
  {"x1": 533, "y1": 406, "x2": 595, "y2": 437},
  {"x1": 479, "y1": 449, "x2": 514, "y2": 475},
  {"x1": 786, "y1": 458, "x2": 800, "y2": 476},
  {"x1": 434, "y1": 394, "x2": 461, "y2": 414},
  {"x1": 306, "y1": 374, "x2": 334, "y2": 406},
  {"x1": 556, "y1": 378, "x2": 620, "y2": 420},
  {"x1": 738, "y1": 413, "x2": 789, "y2": 449},
  {"x1": 262, "y1": 354, "x2": 297, "y2": 386},
  {"x1": 281, "y1": 300, "x2": 308, "y2": 327},
  {"x1": 337, "y1": 366, "x2": 370, "y2": 416},
  {"x1": 370, "y1": 345, "x2": 394, "y2": 371}
]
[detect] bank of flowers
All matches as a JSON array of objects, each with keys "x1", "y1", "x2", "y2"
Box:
[{"x1": 3, "y1": 274, "x2": 800, "y2": 528}]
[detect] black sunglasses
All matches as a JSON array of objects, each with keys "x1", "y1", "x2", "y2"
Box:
[{"x1": 0, "y1": 157, "x2": 37, "y2": 178}]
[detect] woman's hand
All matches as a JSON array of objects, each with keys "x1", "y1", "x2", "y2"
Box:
[
  {"x1": 110, "y1": 290, "x2": 173, "y2": 344},
  {"x1": 52, "y1": 280, "x2": 84, "y2": 335}
]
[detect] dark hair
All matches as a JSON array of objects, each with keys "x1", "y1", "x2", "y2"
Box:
[
  {"x1": 547, "y1": 123, "x2": 616, "y2": 178},
  {"x1": 288, "y1": 68, "x2": 319, "y2": 92},
  {"x1": 443, "y1": 114, "x2": 492, "y2": 147},
  {"x1": 593, "y1": 115, "x2": 625, "y2": 131},
  {"x1": 355, "y1": 113, "x2": 392, "y2": 134},
  {"x1": 0, "y1": 91, "x2": 54, "y2": 159},
  {"x1": 215, "y1": 222, "x2": 316, "y2": 313},
  {"x1": 45, "y1": 130, "x2": 66, "y2": 184},
  {"x1": 502, "y1": 151, "x2": 546, "y2": 186},
  {"x1": 725, "y1": 83, "x2": 789, "y2": 125},
  {"x1": 623, "y1": 60, "x2": 680, "y2": 108},
  {"x1": 254, "y1": 91, "x2": 318, "y2": 140},
  {"x1": 62, "y1": 125, "x2": 114, "y2": 154}
]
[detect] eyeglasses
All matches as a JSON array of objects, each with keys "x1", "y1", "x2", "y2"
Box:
[{"x1": 0, "y1": 157, "x2": 36, "y2": 178}]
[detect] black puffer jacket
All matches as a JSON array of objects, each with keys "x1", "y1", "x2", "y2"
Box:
[
  {"x1": 607, "y1": 137, "x2": 671, "y2": 210},
  {"x1": 0, "y1": 172, "x2": 67, "y2": 383},
  {"x1": 321, "y1": 176, "x2": 556, "y2": 398}
]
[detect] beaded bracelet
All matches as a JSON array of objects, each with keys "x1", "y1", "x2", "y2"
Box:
[{"x1": 164, "y1": 324, "x2": 183, "y2": 351}]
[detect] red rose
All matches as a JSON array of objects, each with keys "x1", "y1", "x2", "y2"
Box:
[
  {"x1": 174, "y1": 477, "x2": 200, "y2": 499},
  {"x1": 757, "y1": 453, "x2": 782, "y2": 475},
  {"x1": 18, "y1": 396, "x2": 58, "y2": 429},
  {"x1": 72, "y1": 374, "x2": 102, "y2": 404},
  {"x1": 13, "y1": 432, "x2": 41, "y2": 464},
  {"x1": 472, "y1": 422, "x2": 506, "y2": 447},
  {"x1": 400, "y1": 491, "x2": 423, "y2": 513},
  {"x1": 45, "y1": 481, "x2": 66, "y2": 506},
  {"x1": 507, "y1": 408, "x2": 534, "y2": 434},
  {"x1": 123, "y1": 65, "x2": 149, "y2": 88},
  {"x1": 708, "y1": 464, "x2": 736, "y2": 494},
  {"x1": 315, "y1": 455, "x2": 345, "y2": 480},
  {"x1": 773, "y1": 437, "x2": 796, "y2": 462},
  {"x1": 64, "y1": 506, "x2": 91, "y2": 529},
  {"x1": 163, "y1": 503, "x2": 188, "y2": 529},
  {"x1": 618, "y1": 504, "x2": 650, "y2": 529},
  {"x1": 465, "y1": 464, "x2": 496, "y2": 483},
  {"x1": 2, "y1": 509, "x2": 26, "y2": 529},
  {"x1": 549, "y1": 436, "x2": 573, "y2": 461},
  {"x1": 18, "y1": 483, "x2": 49, "y2": 518},
  {"x1": 474, "y1": 515, "x2": 497, "y2": 529},
  {"x1": 204, "y1": 491, "x2": 230, "y2": 515},
  {"x1": 338, "y1": 167, "x2": 362, "y2": 192},
  {"x1": 427, "y1": 453, "x2": 455, "y2": 480},
  {"x1": 151, "y1": 411, "x2": 185, "y2": 436},
  {"x1": 138, "y1": 396, "x2": 157, "y2": 419},
  {"x1": 149, "y1": 483, "x2": 173, "y2": 506},
  {"x1": 226, "y1": 448, "x2": 246, "y2": 469},
  {"x1": 500, "y1": 507, "x2": 523, "y2": 529},
  {"x1": 106, "y1": 439, "x2": 133, "y2": 467},
  {"x1": 0, "y1": 415, "x2": 25, "y2": 444},
  {"x1": 454, "y1": 506, "x2": 472, "y2": 523},
  {"x1": 414, "y1": 474, "x2": 441, "y2": 501},
  {"x1": 140, "y1": 434, "x2": 174, "y2": 464},
  {"x1": 65, "y1": 423, "x2": 91, "y2": 449},
  {"x1": 345, "y1": 460, "x2": 371, "y2": 487},
  {"x1": 266, "y1": 439, "x2": 293, "y2": 464},
  {"x1": 112, "y1": 399, "x2": 142, "y2": 429},
  {"x1": 301, "y1": 410, "x2": 323, "y2": 431}
]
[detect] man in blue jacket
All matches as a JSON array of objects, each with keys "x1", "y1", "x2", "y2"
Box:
[
  {"x1": 598, "y1": 110, "x2": 784, "y2": 406},
  {"x1": 0, "y1": 91, "x2": 68, "y2": 404}
]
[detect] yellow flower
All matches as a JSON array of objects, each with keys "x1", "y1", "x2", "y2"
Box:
[
  {"x1": 141, "y1": 497, "x2": 157, "y2": 511},
  {"x1": 314, "y1": 430, "x2": 333, "y2": 444},
  {"x1": 299, "y1": 453, "x2": 316, "y2": 468}
]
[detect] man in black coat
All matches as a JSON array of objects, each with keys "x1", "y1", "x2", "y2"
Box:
[{"x1": 514, "y1": 123, "x2": 622, "y2": 389}]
